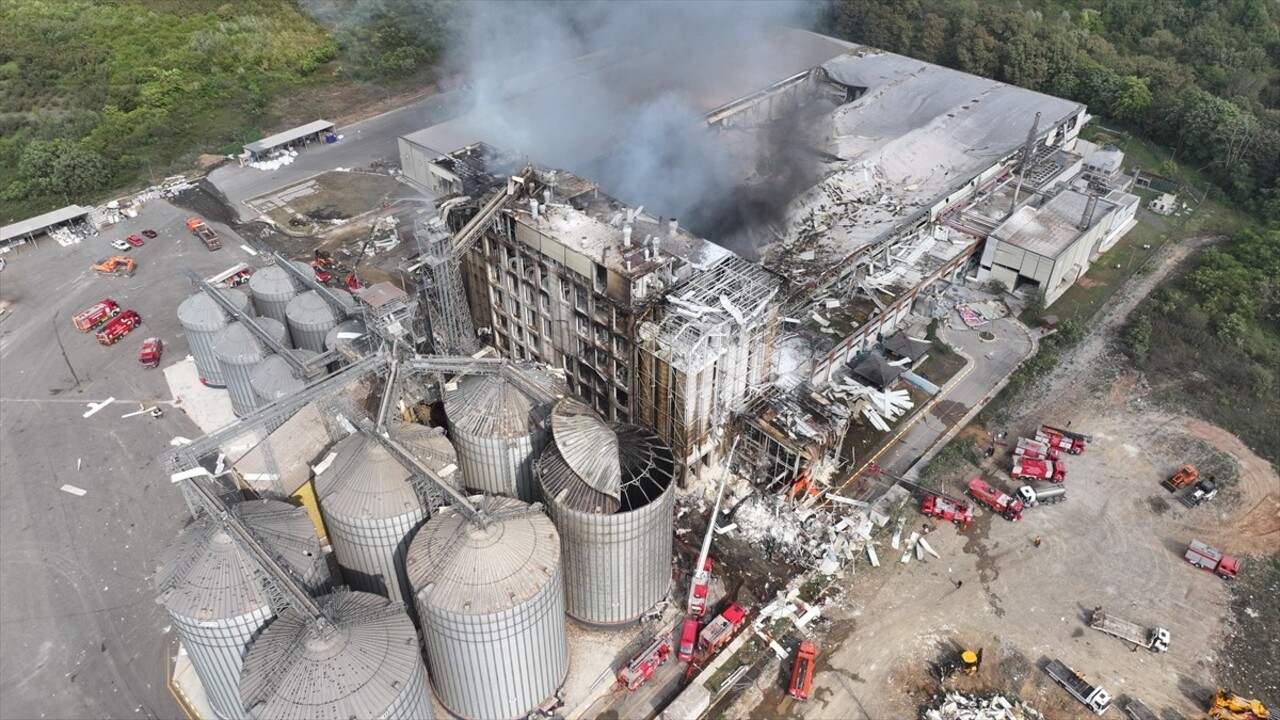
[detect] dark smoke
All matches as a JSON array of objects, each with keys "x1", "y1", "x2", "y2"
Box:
[{"x1": 449, "y1": 0, "x2": 826, "y2": 258}]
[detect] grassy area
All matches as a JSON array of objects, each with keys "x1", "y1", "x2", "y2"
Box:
[{"x1": 1219, "y1": 554, "x2": 1280, "y2": 708}]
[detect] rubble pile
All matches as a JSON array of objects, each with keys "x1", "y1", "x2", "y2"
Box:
[
  {"x1": 730, "y1": 493, "x2": 872, "y2": 571},
  {"x1": 923, "y1": 691, "x2": 1043, "y2": 720}
]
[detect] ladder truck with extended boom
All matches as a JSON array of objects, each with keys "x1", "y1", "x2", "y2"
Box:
[{"x1": 678, "y1": 437, "x2": 739, "y2": 661}]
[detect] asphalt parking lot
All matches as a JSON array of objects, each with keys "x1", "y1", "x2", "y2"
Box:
[{"x1": 0, "y1": 200, "x2": 261, "y2": 719}]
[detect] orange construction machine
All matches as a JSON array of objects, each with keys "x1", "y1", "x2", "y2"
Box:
[
  {"x1": 1163, "y1": 465, "x2": 1198, "y2": 492},
  {"x1": 92, "y1": 256, "x2": 136, "y2": 276}
]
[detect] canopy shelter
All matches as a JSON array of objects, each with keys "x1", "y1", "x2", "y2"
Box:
[
  {"x1": 883, "y1": 333, "x2": 931, "y2": 363},
  {"x1": 243, "y1": 120, "x2": 335, "y2": 160},
  {"x1": 851, "y1": 353, "x2": 904, "y2": 389},
  {"x1": 1, "y1": 205, "x2": 90, "y2": 247}
]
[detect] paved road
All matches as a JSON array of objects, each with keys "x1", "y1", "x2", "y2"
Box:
[
  {"x1": 871, "y1": 316, "x2": 1034, "y2": 477},
  {"x1": 0, "y1": 203, "x2": 260, "y2": 719},
  {"x1": 207, "y1": 90, "x2": 468, "y2": 222}
]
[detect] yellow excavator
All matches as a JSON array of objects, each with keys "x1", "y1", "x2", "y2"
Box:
[
  {"x1": 92, "y1": 256, "x2": 136, "y2": 277},
  {"x1": 1208, "y1": 689, "x2": 1271, "y2": 719}
]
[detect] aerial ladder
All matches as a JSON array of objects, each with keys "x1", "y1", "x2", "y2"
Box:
[{"x1": 678, "y1": 437, "x2": 739, "y2": 660}]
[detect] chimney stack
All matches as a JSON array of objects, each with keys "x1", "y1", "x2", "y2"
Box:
[
  {"x1": 530, "y1": 199, "x2": 539, "y2": 221},
  {"x1": 622, "y1": 224, "x2": 632, "y2": 247},
  {"x1": 668, "y1": 218, "x2": 678, "y2": 237}
]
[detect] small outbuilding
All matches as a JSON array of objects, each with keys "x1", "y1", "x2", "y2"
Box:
[{"x1": 243, "y1": 120, "x2": 336, "y2": 161}]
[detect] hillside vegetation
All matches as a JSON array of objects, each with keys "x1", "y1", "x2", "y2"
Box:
[
  {"x1": 822, "y1": 0, "x2": 1280, "y2": 225},
  {"x1": 0, "y1": 0, "x2": 455, "y2": 223}
]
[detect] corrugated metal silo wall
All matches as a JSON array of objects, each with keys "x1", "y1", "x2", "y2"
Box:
[
  {"x1": 184, "y1": 324, "x2": 227, "y2": 387},
  {"x1": 416, "y1": 565, "x2": 568, "y2": 720},
  {"x1": 249, "y1": 269, "x2": 296, "y2": 330},
  {"x1": 219, "y1": 352, "x2": 264, "y2": 417},
  {"x1": 321, "y1": 508, "x2": 425, "y2": 605},
  {"x1": 451, "y1": 426, "x2": 547, "y2": 503},
  {"x1": 381, "y1": 658, "x2": 436, "y2": 720},
  {"x1": 547, "y1": 482, "x2": 675, "y2": 626},
  {"x1": 167, "y1": 605, "x2": 272, "y2": 720}
]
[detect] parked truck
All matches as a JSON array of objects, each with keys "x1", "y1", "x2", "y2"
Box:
[
  {"x1": 186, "y1": 217, "x2": 221, "y2": 251},
  {"x1": 1014, "y1": 436, "x2": 1061, "y2": 461},
  {"x1": 72, "y1": 299, "x2": 121, "y2": 332},
  {"x1": 788, "y1": 641, "x2": 818, "y2": 701},
  {"x1": 698, "y1": 603, "x2": 746, "y2": 654},
  {"x1": 617, "y1": 633, "x2": 672, "y2": 691},
  {"x1": 921, "y1": 494, "x2": 974, "y2": 526},
  {"x1": 1185, "y1": 540, "x2": 1242, "y2": 580},
  {"x1": 1011, "y1": 457, "x2": 1067, "y2": 482},
  {"x1": 1182, "y1": 478, "x2": 1218, "y2": 507},
  {"x1": 1124, "y1": 698, "x2": 1161, "y2": 720},
  {"x1": 206, "y1": 262, "x2": 250, "y2": 288},
  {"x1": 1018, "y1": 484, "x2": 1067, "y2": 507},
  {"x1": 96, "y1": 310, "x2": 141, "y2": 346},
  {"x1": 967, "y1": 477, "x2": 1023, "y2": 521},
  {"x1": 1044, "y1": 658, "x2": 1112, "y2": 715},
  {"x1": 1089, "y1": 607, "x2": 1170, "y2": 652},
  {"x1": 1039, "y1": 424, "x2": 1090, "y2": 454}
]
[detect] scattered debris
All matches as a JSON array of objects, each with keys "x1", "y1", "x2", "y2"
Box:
[
  {"x1": 922, "y1": 691, "x2": 1044, "y2": 720},
  {"x1": 60, "y1": 484, "x2": 87, "y2": 497}
]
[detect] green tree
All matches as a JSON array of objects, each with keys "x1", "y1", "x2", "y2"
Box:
[
  {"x1": 1109, "y1": 75, "x2": 1153, "y2": 123},
  {"x1": 3, "y1": 139, "x2": 109, "y2": 202}
]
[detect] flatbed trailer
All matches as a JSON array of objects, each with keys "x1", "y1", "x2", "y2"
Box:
[
  {"x1": 1089, "y1": 608, "x2": 1170, "y2": 652},
  {"x1": 1044, "y1": 658, "x2": 1112, "y2": 715}
]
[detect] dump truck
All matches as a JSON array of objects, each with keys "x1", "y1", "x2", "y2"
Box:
[
  {"x1": 788, "y1": 642, "x2": 817, "y2": 701},
  {"x1": 1014, "y1": 436, "x2": 1061, "y2": 461},
  {"x1": 1185, "y1": 540, "x2": 1241, "y2": 579},
  {"x1": 1163, "y1": 464, "x2": 1198, "y2": 492},
  {"x1": 698, "y1": 603, "x2": 746, "y2": 654},
  {"x1": 72, "y1": 299, "x2": 121, "y2": 332},
  {"x1": 1040, "y1": 424, "x2": 1090, "y2": 454},
  {"x1": 1011, "y1": 457, "x2": 1067, "y2": 482},
  {"x1": 921, "y1": 494, "x2": 974, "y2": 526},
  {"x1": 96, "y1": 310, "x2": 141, "y2": 346},
  {"x1": 1044, "y1": 658, "x2": 1112, "y2": 715},
  {"x1": 92, "y1": 256, "x2": 136, "y2": 276},
  {"x1": 1018, "y1": 484, "x2": 1066, "y2": 507},
  {"x1": 967, "y1": 477, "x2": 1023, "y2": 521},
  {"x1": 618, "y1": 634, "x2": 672, "y2": 691},
  {"x1": 186, "y1": 217, "x2": 221, "y2": 251},
  {"x1": 1089, "y1": 607, "x2": 1170, "y2": 652}
]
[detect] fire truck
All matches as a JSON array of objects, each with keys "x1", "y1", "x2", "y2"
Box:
[
  {"x1": 617, "y1": 634, "x2": 672, "y2": 691},
  {"x1": 788, "y1": 641, "x2": 818, "y2": 701},
  {"x1": 967, "y1": 477, "x2": 1024, "y2": 521},
  {"x1": 72, "y1": 299, "x2": 121, "y2": 332},
  {"x1": 921, "y1": 494, "x2": 974, "y2": 526},
  {"x1": 206, "y1": 263, "x2": 251, "y2": 288},
  {"x1": 1014, "y1": 436, "x2": 1061, "y2": 461},
  {"x1": 96, "y1": 310, "x2": 141, "y2": 346},
  {"x1": 698, "y1": 603, "x2": 747, "y2": 654},
  {"x1": 1010, "y1": 457, "x2": 1067, "y2": 482},
  {"x1": 1038, "y1": 424, "x2": 1090, "y2": 454}
]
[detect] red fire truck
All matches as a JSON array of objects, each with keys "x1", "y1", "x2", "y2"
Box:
[
  {"x1": 617, "y1": 634, "x2": 672, "y2": 691},
  {"x1": 72, "y1": 299, "x2": 121, "y2": 332},
  {"x1": 698, "y1": 603, "x2": 747, "y2": 654},
  {"x1": 921, "y1": 494, "x2": 974, "y2": 526},
  {"x1": 967, "y1": 477, "x2": 1024, "y2": 521},
  {"x1": 1038, "y1": 425, "x2": 1089, "y2": 455},
  {"x1": 1014, "y1": 436, "x2": 1061, "y2": 461},
  {"x1": 96, "y1": 310, "x2": 141, "y2": 346},
  {"x1": 788, "y1": 641, "x2": 818, "y2": 701},
  {"x1": 1010, "y1": 457, "x2": 1067, "y2": 482}
]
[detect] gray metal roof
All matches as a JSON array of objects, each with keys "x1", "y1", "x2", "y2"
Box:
[
  {"x1": 178, "y1": 289, "x2": 251, "y2": 330},
  {"x1": 388, "y1": 421, "x2": 458, "y2": 474},
  {"x1": 239, "y1": 590, "x2": 423, "y2": 720},
  {"x1": 249, "y1": 354, "x2": 305, "y2": 401},
  {"x1": 287, "y1": 290, "x2": 352, "y2": 325},
  {"x1": 244, "y1": 120, "x2": 335, "y2": 155},
  {"x1": 540, "y1": 422, "x2": 675, "y2": 514},
  {"x1": 324, "y1": 319, "x2": 366, "y2": 351},
  {"x1": 405, "y1": 496, "x2": 560, "y2": 615},
  {"x1": 444, "y1": 367, "x2": 560, "y2": 438},
  {"x1": 1, "y1": 204, "x2": 90, "y2": 243},
  {"x1": 550, "y1": 399, "x2": 620, "y2": 503},
  {"x1": 214, "y1": 322, "x2": 268, "y2": 365},
  {"x1": 314, "y1": 434, "x2": 420, "y2": 520},
  {"x1": 248, "y1": 264, "x2": 297, "y2": 298},
  {"x1": 154, "y1": 500, "x2": 320, "y2": 620}
]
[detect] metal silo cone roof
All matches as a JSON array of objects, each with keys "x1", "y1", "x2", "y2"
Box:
[
  {"x1": 250, "y1": 355, "x2": 304, "y2": 401},
  {"x1": 388, "y1": 420, "x2": 458, "y2": 474},
  {"x1": 248, "y1": 264, "x2": 295, "y2": 297},
  {"x1": 551, "y1": 398, "x2": 620, "y2": 501},
  {"x1": 614, "y1": 425, "x2": 676, "y2": 511},
  {"x1": 444, "y1": 373, "x2": 532, "y2": 439},
  {"x1": 234, "y1": 500, "x2": 322, "y2": 584},
  {"x1": 314, "y1": 434, "x2": 420, "y2": 520},
  {"x1": 214, "y1": 322, "x2": 266, "y2": 365},
  {"x1": 239, "y1": 590, "x2": 424, "y2": 720},
  {"x1": 178, "y1": 289, "x2": 250, "y2": 331},
  {"x1": 406, "y1": 496, "x2": 559, "y2": 615}
]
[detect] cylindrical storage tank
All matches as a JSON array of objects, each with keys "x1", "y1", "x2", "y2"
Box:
[
  {"x1": 315, "y1": 433, "x2": 424, "y2": 604},
  {"x1": 176, "y1": 289, "x2": 252, "y2": 388},
  {"x1": 286, "y1": 290, "x2": 352, "y2": 353},
  {"x1": 443, "y1": 368, "x2": 559, "y2": 502},
  {"x1": 248, "y1": 350, "x2": 317, "y2": 405},
  {"x1": 154, "y1": 499, "x2": 329, "y2": 720},
  {"x1": 239, "y1": 590, "x2": 434, "y2": 720},
  {"x1": 247, "y1": 264, "x2": 299, "y2": 333},
  {"x1": 214, "y1": 318, "x2": 286, "y2": 417},
  {"x1": 406, "y1": 496, "x2": 567, "y2": 720},
  {"x1": 324, "y1": 318, "x2": 368, "y2": 357},
  {"x1": 537, "y1": 399, "x2": 676, "y2": 627}
]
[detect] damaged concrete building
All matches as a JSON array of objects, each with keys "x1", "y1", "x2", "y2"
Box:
[{"x1": 396, "y1": 28, "x2": 1134, "y2": 485}]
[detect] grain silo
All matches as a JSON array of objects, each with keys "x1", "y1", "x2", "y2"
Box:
[
  {"x1": 177, "y1": 288, "x2": 252, "y2": 388},
  {"x1": 214, "y1": 318, "x2": 287, "y2": 417},
  {"x1": 324, "y1": 318, "x2": 368, "y2": 357},
  {"x1": 286, "y1": 290, "x2": 352, "y2": 353},
  {"x1": 537, "y1": 399, "x2": 676, "y2": 627},
  {"x1": 406, "y1": 496, "x2": 567, "y2": 720},
  {"x1": 314, "y1": 433, "x2": 424, "y2": 604},
  {"x1": 388, "y1": 420, "x2": 462, "y2": 494},
  {"x1": 443, "y1": 368, "x2": 559, "y2": 502},
  {"x1": 239, "y1": 590, "x2": 434, "y2": 720},
  {"x1": 247, "y1": 264, "x2": 302, "y2": 345},
  {"x1": 248, "y1": 350, "x2": 318, "y2": 405},
  {"x1": 154, "y1": 499, "x2": 329, "y2": 720}
]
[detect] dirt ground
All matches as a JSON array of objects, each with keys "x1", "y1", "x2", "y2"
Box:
[{"x1": 741, "y1": 235, "x2": 1279, "y2": 719}]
